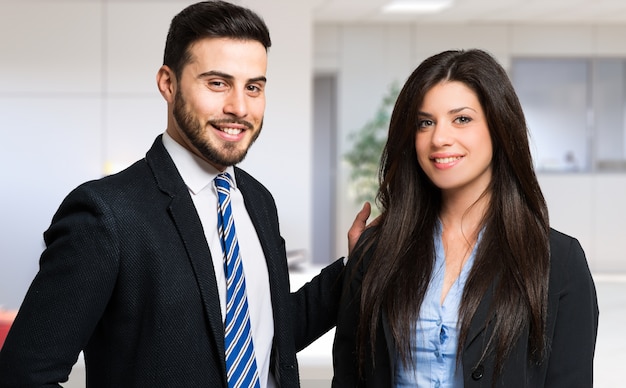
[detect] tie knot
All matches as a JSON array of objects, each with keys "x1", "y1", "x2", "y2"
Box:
[{"x1": 215, "y1": 172, "x2": 234, "y2": 192}]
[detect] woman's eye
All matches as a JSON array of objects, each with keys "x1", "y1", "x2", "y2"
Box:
[
  {"x1": 455, "y1": 116, "x2": 472, "y2": 124},
  {"x1": 418, "y1": 119, "x2": 433, "y2": 128}
]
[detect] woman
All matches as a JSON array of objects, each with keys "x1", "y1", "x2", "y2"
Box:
[{"x1": 332, "y1": 49, "x2": 598, "y2": 387}]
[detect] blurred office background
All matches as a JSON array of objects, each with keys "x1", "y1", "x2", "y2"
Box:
[{"x1": 1, "y1": 0, "x2": 625, "y2": 386}]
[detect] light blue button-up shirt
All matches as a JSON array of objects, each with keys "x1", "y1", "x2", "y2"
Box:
[{"x1": 394, "y1": 222, "x2": 479, "y2": 388}]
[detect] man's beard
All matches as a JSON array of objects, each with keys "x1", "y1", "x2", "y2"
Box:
[{"x1": 172, "y1": 89, "x2": 262, "y2": 167}]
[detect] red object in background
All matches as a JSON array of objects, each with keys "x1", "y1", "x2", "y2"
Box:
[{"x1": 0, "y1": 310, "x2": 18, "y2": 350}]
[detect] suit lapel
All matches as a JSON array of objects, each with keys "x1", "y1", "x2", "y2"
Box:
[
  {"x1": 235, "y1": 168, "x2": 289, "y2": 379},
  {"x1": 381, "y1": 312, "x2": 397, "y2": 385},
  {"x1": 234, "y1": 168, "x2": 286, "y2": 293},
  {"x1": 464, "y1": 281, "x2": 496, "y2": 350},
  {"x1": 145, "y1": 136, "x2": 227, "y2": 380}
]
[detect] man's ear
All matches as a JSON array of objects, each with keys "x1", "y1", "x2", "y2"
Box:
[{"x1": 156, "y1": 65, "x2": 176, "y2": 103}]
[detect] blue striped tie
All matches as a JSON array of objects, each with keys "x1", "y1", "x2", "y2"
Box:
[{"x1": 215, "y1": 172, "x2": 261, "y2": 388}]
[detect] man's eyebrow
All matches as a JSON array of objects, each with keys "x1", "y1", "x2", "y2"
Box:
[
  {"x1": 249, "y1": 76, "x2": 267, "y2": 84},
  {"x1": 198, "y1": 71, "x2": 266, "y2": 84},
  {"x1": 198, "y1": 70, "x2": 233, "y2": 80}
]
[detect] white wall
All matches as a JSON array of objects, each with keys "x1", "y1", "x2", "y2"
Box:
[
  {"x1": 315, "y1": 23, "x2": 626, "y2": 272},
  {"x1": 0, "y1": 0, "x2": 315, "y2": 309},
  {"x1": 538, "y1": 173, "x2": 626, "y2": 273}
]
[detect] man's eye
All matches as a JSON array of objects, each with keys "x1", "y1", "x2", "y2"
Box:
[{"x1": 247, "y1": 84, "x2": 264, "y2": 93}]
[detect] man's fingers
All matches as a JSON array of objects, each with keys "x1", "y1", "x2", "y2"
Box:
[{"x1": 347, "y1": 202, "x2": 372, "y2": 255}]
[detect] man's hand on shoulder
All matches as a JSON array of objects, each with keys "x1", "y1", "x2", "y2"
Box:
[{"x1": 347, "y1": 202, "x2": 378, "y2": 257}]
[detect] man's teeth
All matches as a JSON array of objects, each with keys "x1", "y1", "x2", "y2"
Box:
[
  {"x1": 221, "y1": 127, "x2": 242, "y2": 135},
  {"x1": 435, "y1": 157, "x2": 460, "y2": 163}
]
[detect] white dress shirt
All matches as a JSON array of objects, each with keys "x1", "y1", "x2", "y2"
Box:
[{"x1": 162, "y1": 132, "x2": 276, "y2": 388}]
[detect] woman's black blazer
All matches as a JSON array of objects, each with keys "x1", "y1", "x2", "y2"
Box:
[{"x1": 332, "y1": 228, "x2": 599, "y2": 387}]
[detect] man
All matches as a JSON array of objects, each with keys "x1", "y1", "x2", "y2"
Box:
[{"x1": 0, "y1": 1, "x2": 370, "y2": 387}]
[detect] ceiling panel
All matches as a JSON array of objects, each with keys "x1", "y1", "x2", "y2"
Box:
[
  {"x1": 312, "y1": 0, "x2": 626, "y2": 23},
  {"x1": 6, "y1": 0, "x2": 626, "y2": 24}
]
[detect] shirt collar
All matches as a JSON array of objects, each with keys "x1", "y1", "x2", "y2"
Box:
[{"x1": 162, "y1": 131, "x2": 237, "y2": 194}]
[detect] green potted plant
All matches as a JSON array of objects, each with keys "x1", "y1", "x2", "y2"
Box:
[{"x1": 344, "y1": 82, "x2": 400, "y2": 215}]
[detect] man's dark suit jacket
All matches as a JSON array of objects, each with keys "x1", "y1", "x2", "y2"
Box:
[
  {"x1": 0, "y1": 135, "x2": 344, "y2": 387},
  {"x1": 332, "y1": 228, "x2": 599, "y2": 387}
]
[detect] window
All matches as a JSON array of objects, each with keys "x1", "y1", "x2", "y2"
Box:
[{"x1": 512, "y1": 58, "x2": 626, "y2": 172}]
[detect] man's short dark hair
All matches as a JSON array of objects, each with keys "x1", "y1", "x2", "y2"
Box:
[{"x1": 163, "y1": 1, "x2": 271, "y2": 78}]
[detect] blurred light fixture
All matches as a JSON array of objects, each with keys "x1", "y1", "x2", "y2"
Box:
[{"x1": 382, "y1": 0, "x2": 453, "y2": 13}]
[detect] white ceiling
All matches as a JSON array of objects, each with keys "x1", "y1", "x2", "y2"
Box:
[
  {"x1": 13, "y1": 0, "x2": 626, "y2": 24},
  {"x1": 312, "y1": 0, "x2": 626, "y2": 24}
]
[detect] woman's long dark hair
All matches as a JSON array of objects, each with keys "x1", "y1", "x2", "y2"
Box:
[{"x1": 355, "y1": 49, "x2": 550, "y2": 379}]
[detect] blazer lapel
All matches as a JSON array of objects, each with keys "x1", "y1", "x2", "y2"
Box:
[
  {"x1": 234, "y1": 168, "x2": 287, "y2": 293},
  {"x1": 464, "y1": 281, "x2": 496, "y2": 350},
  {"x1": 145, "y1": 136, "x2": 227, "y2": 379},
  {"x1": 234, "y1": 168, "x2": 290, "y2": 381},
  {"x1": 381, "y1": 312, "x2": 397, "y2": 385}
]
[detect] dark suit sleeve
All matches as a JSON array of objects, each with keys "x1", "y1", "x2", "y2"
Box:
[
  {"x1": 331, "y1": 228, "x2": 392, "y2": 388},
  {"x1": 544, "y1": 231, "x2": 599, "y2": 387},
  {"x1": 290, "y1": 258, "x2": 345, "y2": 352},
  {"x1": 331, "y1": 246, "x2": 364, "y2": 387},
  {"x1": 0, "y1": 184, "x2": 120, "y2": 387}
]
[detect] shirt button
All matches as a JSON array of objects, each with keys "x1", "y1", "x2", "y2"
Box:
[
  {"x1": 434, "y1": 350, "x2": 440, "y2": 358},
  {"x1": 439, "y1": 326, "x2": 448, "y2": 344}
]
